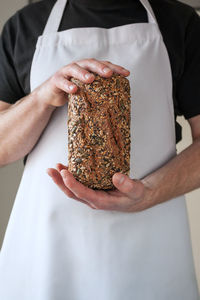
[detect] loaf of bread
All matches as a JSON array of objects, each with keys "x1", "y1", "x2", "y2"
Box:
[{"x1": 68, "y1": 73, "x2": 130, "y2": 190}]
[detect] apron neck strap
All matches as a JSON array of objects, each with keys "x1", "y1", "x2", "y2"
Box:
[
  {"x1": 43, "y1": 0, "x2": 67, "y2": 35},
  {"x1": 140, "y1": 0, "x2": 157, "y2": 24},
  {"x1": 43, "y1": 0, "x2": 157, "y2": 35}
]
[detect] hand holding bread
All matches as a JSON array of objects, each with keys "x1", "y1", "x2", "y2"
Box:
[
  {"x1": 32, "y1": 58, "x2": 130, "y2": 108},
  {"x1": 47, "y1": 163, "x2": 153, "y2": 212},
  {"x1": 47, "y1": 58, "x2": 134, "y2": 208}
]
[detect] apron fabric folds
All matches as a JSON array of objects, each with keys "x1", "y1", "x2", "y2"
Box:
[{"x1": 0, "y1": 0, "x2": 199, "y2": 299}]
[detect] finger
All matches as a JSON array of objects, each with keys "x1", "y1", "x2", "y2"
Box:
[
  {"x1": 55, "y1": 164, "x2": 98, "y2": 209},
  {"x1": 112, "y1": 173, "x2": 145, "y2": 199},
  {"x1": 62, "y1": 63, "x2": 95, "y2": 83},
  {"x1": 76, "y1": 58, "x2": 113, "y2": 78},
  {"x1": 47, "y1": 168, "x2": 96, "y2": 209},
  {"x1": 55, "y1": 164, "x2": 96, "y2": 209},
  {"x1": 54, "y1": 165, "x2": 98, "y2": 209},
  {"x1": 50, "y1": 74, "x2": 78, "y2": 94},
  {"x1": 101, "y1": 61, "x2": 130, "y2": 76},
  {"x1": 60, "y1": 169, "x2": 110, "y2": 206},
  {"x1": 56, "y1": 163, "x2": 68, "y2": 172},
  {"x1": 47, "y1": 168, "x2": 79, "y2": 199}
]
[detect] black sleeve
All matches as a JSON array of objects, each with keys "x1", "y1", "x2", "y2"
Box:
[
  {"x1": 0, "y1": 15, "x2": 26, "y2": 104},
  {"x1": 176, "y1": 10, "x2": 200, "y2": 119}
]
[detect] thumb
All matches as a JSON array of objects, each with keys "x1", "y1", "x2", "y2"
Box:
[{"x1": 112, "y1": 173, "x2": 145, "y2": 198}]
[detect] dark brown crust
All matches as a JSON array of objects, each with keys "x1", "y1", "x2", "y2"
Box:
[{"x1": 68, "y1": 73, "x2": 131, "y2": 190}]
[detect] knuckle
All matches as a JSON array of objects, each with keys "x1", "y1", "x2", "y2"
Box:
[
  {"x1": 75, "y1": 59, "x2": 83, "y2": 65},
  {"x1": 80, "y1": 68, "x2": 89, "y2": 75},
  {"x1": 65, "y1": 62, "x2": 77, "y2": 71},
  {"x1": 52, "y1": 75, "x2": 66, "y2": 89},
  {"x1": 50, "y1": 74, "x2": 58, "y2": 85},
  {"x1": 125, "y1": 185, "x2": 134, "y2": 194},
  {"x1": 70, "y1": 62, "x2": 77, "y2": 68},
  {"x1": 88, "y1": 58, "x2": 96, "y2": 62},
  {"x1": 103, "y1": 60, "x2": 111, "y2": 64},
  {"x1": 61, "y1": 65, "x2": 67, "y2": 73},
  {"x1": 75, "y1": 59, "x2": 81, "y2": 65},
  {"x1": 60, "y1": 77, "x2": 68, "y2": 88}
]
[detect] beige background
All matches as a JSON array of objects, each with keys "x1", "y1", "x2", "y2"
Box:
[{"x1": 0, "y1": 0, "x2": 200, "y2": 293}]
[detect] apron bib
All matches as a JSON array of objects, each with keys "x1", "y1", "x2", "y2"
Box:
[{"x1": 0, "y1": 0, "x2": 199, "y2": 299}]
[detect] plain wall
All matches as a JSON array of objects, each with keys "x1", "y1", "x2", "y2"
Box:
[
  {"x1": 0, "y1": 0, "x2": 27, "y2": 247},
  {"x1": 0, "y1": 0, "x2": 200, "y2": 293},
  {"x1": 0, "y1": 0, "x2": 27, "y2": 29}
]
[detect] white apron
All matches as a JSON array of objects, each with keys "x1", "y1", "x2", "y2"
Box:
[{"x1": 0, "y1": 0, "x2": 199, "y2": 299}]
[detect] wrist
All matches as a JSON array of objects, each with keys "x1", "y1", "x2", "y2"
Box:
[
  {"x1": 29, "y1": 89, "x2": 56, "y2": 113},
  {"x1": 141, "y1": 175, "x2": 161, "y2": 206}
]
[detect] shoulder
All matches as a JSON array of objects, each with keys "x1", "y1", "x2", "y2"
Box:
[
  {"x1": 17, "y1": 0, "x2": 55, "y2": 21},
  {"x1": 150, "y1": 0, "x2": 195, "y2": 13},
  {"x1": 0, "y1": 0, "x2": 57, "y2": 102},
  {"x1": 150, "y1": 0, "x2": 197, "y2": 27},
  {"x1": 149, "y1": 0, "x2": 200, "y2": 62},
  {"x1": 2, "y1": 0, "x2": 55, "y2": 40},
  {"x1": 16, "y1": 0, "x2": 55, "y2": 19}
]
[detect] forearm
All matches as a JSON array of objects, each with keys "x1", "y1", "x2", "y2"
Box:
[
  {"x1": 0, "y1": 92, "x2": 55, "y2": 166},
  {"x1": 0, "y1": 59, "x2": 128, "y2": 167},
  {"x1": 142, "y1": 138, "x2": 200, "y2": 204}
]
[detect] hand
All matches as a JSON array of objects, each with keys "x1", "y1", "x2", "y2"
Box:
[
  {"x1": 32, "y1": 58, "x2": 130, "y2": 109},
  {"x1": 47, "y1": 164, "x2": 155, "y2": 212}
]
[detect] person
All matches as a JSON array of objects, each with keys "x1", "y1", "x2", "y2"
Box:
[{"x1": 0, "y1": 0, "x2": 200, "y2": 299}]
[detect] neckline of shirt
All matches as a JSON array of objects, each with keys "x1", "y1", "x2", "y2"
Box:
[{"x1": 69, "y1": 0, "x2": 136, "y2": 8}]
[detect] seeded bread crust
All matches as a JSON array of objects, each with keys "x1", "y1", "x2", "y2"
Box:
[{"x1": 68, "y1": 73, "x2": 131, "y2": 190}]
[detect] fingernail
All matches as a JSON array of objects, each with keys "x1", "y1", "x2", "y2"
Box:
[
  {"x1": 60, "y1": 169, "x2": 66, "y2": 177},
  {"x1": 103, "y1": 67, "x2": 111, "y2": 73},
  {"x1": 69, "y1": 84, "x2": 75, "y2": 90},
  {"x1": 118, "y1": 174, "x2": 125, "y2": 185},
  {"x1": 85, "y1": 73, "x2": 94, "y2": 79},
  {"x1": 124, "y1": 69, "x2": 130, "y2": 74}
]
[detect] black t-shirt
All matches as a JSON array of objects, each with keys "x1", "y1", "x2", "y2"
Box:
[{"x1": 0, "y1": 0, "x2": 200, "y2": 143}]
